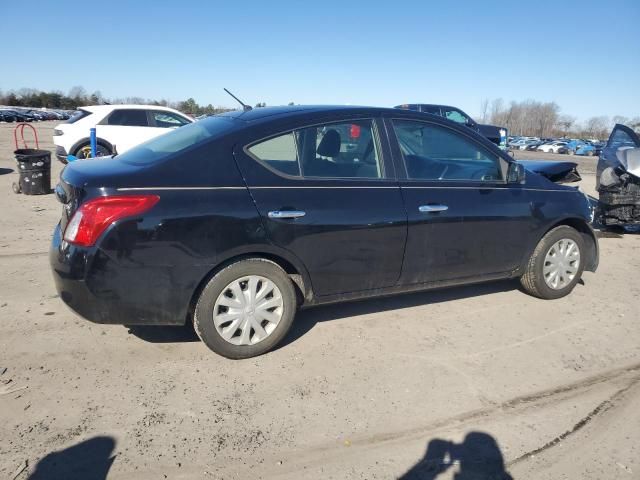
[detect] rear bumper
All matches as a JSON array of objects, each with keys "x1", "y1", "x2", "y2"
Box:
[{"x1": 49, "y1": 223, "x2": 189, "y2": 325}]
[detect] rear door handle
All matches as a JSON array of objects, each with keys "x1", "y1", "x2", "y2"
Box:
[
  {"x1": 419, "y1": 204, "x2": 448, "y2": 213},
  {"x1": 268, "y1": 210, "x2": 306, "y2": 219}
]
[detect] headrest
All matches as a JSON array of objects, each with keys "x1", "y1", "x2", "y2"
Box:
[{"x1": 317, "y1": 129, "x2": 341, "y2": 158}]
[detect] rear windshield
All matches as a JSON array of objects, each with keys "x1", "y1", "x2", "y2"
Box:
[
  {"x1": 118, "y1": 116, "x2": 236, "y2": 165},
  {"x1": 65, "y1": 109, "x2": 92, "y2": 124}
]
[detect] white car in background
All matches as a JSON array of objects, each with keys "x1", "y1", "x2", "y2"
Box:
[
  {"x1": 52, "y1": 105, "x2": 193, "y2": 162},
  {"x1": 537, "y1": 141, "x2": 568, "y2": 153}
]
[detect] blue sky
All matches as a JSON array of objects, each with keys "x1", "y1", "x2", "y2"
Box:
[{"x1": 3, "y1": 0, "x2": 639, "y2": 120}]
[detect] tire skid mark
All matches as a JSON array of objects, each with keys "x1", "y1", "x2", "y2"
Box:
[
  {"x1": 297, "y1": 361, "x2": 640, "y2": 455},
  {"x1": 224, "y1": 363, "x2": 640, "y2": 480},
  {"x1": 462, "y1": 319, "x2": 591, "y2": 359},
  {"x1": 508, "y1": 373, "x2": 640, "y2": 466},
  {"x1": 0, "y1": 251, "x2": 48, "y2": 258}
]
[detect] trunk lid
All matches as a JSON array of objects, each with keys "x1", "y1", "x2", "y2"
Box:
[{"x1": 55, "y1": 157, "x2": 147, "y2": 232}]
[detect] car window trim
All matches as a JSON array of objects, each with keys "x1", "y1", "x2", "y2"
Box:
[
  {"x1": 242, "y1": 117, "x2": 393, "y2": 182},
  {"x1": 386, "y1": 117, "x2": 508, "y2": 185}
]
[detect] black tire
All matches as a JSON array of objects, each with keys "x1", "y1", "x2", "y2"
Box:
[
  {"x1": 12, "y1": 182, "x2": 21, "y2": 194},
  {"x1": 74, "y1": 143, "x2": 111, "y2": 159},
  {"x1": 520, "y1": 226, "x2": 585, "y2": 299},
  {"x1": 193, "y1": 258, "x2": 297, "y2": 359}
]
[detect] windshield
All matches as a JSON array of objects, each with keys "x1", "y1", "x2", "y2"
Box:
[{"x1": 118, "y1": 117, "x2": 237, "y2": 165}]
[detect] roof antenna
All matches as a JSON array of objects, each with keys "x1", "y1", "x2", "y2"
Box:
[{"x1": 224, "y1": 88, "x2": 252, "y2": 111}]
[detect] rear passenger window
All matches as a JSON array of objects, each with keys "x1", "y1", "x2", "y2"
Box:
[
  {"x1": 247, "y1": 120, "x2": 383, "y2": 180},
  {"x1": 107, "y1": 109, "x2": 149, "y2": 127},
  {"x1": 298, "y1": 120, "x2": 382, "y2": 179},
  {"x1": 393, "y1": 120, "x2": 502, "y2": 182},
  {"x1": 248, "y1": 132, "x2": 300, "y2": 176}
]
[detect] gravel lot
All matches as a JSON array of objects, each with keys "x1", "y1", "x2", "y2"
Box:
[{"x1": 0, "y1": 122, "x2": 639, "y2": 479}]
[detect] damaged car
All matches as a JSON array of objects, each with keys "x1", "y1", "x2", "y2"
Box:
[
  {"x1": 596, "y1": 124, "x2": 640, "y2": 226},
  {"x1": 518, "y1": 160, "x2": 582, "y2": 184},
  {"x1": 50, "y1": 105, "x2": 599, "y2": 359}
]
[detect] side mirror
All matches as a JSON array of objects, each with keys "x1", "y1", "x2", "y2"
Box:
[{"x1": 507, "y1": 162, "x2": 526, "y2": 184}]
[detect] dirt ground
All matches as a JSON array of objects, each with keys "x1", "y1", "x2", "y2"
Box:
[{"x1": 0, "y1": 122, "x2": 639, "y2": 480}]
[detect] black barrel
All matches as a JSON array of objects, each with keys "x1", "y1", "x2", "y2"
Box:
[{"x1": 14, "y1": 149, "x2": 51, "y2": 195}]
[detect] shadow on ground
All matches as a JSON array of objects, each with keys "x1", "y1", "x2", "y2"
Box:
[
  {"x1": 0, "y1": 167, "x2": 14, "y2": 175},
  {"x1": 280, "y1": 279, "x2": 517, "y2": 349},
  {"x1": 127, "y1": 279, "x2": 517, "y2": 346},
  {"x1": 400, "y1": 431, "x2": 513, "y2": 480},
  {"x1": 28, "y1": 436, "x2": 116, "y2": 480},
  {"x1": 126, "y1": 323, "x2": 200, "y2": 343}
]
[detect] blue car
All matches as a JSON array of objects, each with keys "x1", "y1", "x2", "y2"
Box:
[{"x1": 560, "y1": 141, "x2": 596, "y2": 156}]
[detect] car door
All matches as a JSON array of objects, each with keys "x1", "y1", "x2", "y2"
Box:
[
  {"x1": 385, "y1": 116, "x2": 533, "y2": 284},
  {"x1": 97, "y1": 108, "x2": 158, "y2": 153},
  {"x1": 233, "y1": 116, "x2": 407, "y2": 297}
]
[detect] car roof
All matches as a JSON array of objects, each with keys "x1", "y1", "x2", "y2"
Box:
[
  {"x1": 81, "y1": 104, "x2": 184, "y2": 114},
  {"x1": 396, "y1": 103, "x2": 461, "y2": 111},
  {"x1": 216, "y1": 104, "x2": 439, "y2": 123}
]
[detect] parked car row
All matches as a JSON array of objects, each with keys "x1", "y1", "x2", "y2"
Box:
[
  {"x1": 0, "y1": 107, "x2": 73, "y2": 123},
  {"x1": 508, "y1": 136, "x2": 605, "y2": 156}
]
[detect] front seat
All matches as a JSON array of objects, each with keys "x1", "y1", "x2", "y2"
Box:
[
  {"x1": 305, "y1": 129, "x2": 342, "y2": 177},
  {"x1": 316, "y1": 129, "x2": 341, "y2": 158}
]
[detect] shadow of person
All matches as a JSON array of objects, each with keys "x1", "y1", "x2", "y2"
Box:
[
  {"x1": 400, "y1": 431, "x2": 512, "y2": 480},
  {"x1": 28, "y1": 436, "x2": 116, "y2": 480}
]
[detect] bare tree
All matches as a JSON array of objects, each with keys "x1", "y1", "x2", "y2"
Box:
[
  {"x1": 479, "y1": 99, "x2": 489, "y2": 123},
  {"x1": 556, "y1": 115, "x2": 576, "y2": 137},
  {"x1": 68, "y1": 86, "x2": 87, "y2": 100},
  {"x1": 584, "y1": 116, "x2": 609, "y2": 139}
]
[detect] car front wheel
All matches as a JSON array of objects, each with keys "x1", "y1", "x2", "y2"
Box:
[
  {"x1": 520, "y1": 226, "x2": 585, "y2": 299},
  {"x1": 193, "y1": 258, "x2": 297, "y2": 359}
]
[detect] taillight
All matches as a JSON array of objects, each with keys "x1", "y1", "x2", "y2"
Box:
[{"x1": 63, "y1": 195, "x2": 159, "y2": 247}]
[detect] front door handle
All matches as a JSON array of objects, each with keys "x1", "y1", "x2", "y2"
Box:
[
  {"x1": 268, "y1": 210, "x2": 306, "y2": 219},
  {"x1": 419, "y1": 204, "x2": 448, "y2": 213}
]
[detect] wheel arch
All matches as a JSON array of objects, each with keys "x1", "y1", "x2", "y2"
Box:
[
  {"x1": 186, "y1": 249, "x2": 314, "y2": 325},
  {"x1": 523, "y1": 217, "x2": 599, "y2": 274}
]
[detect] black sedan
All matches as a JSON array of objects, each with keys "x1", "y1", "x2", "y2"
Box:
[
  {"x1": 51, "y1": 105, "x2": 599, "y2": 358},
  {"x1": 2, "y1": 109, "x2": 32, "y2": 122},
  {"x1": 0, "y1": 110, "x2": 17, "y2": 122}
]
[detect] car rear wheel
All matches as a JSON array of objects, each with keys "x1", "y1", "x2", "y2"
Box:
[
  {"x1": 520, "y1": 226, "x2": 585, "y2": 299},
  {"x1": 193, "y1": 258, "x2": 297, "y2": 359}
]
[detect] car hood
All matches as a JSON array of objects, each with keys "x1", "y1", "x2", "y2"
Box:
[
  {"x1": 613, "y1": 147, "x2": 640, "y2": 177},
  {"x1": 517, "y1": 160, "x2": 581, "y2": 183}
]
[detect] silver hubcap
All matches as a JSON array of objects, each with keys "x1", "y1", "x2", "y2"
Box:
[
  {"x1": 213, "y1": 275, "x2": 283, "y2": 346},
  {"x1": 543, "y1": 239, "x2": 580, "y2": 290}
]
